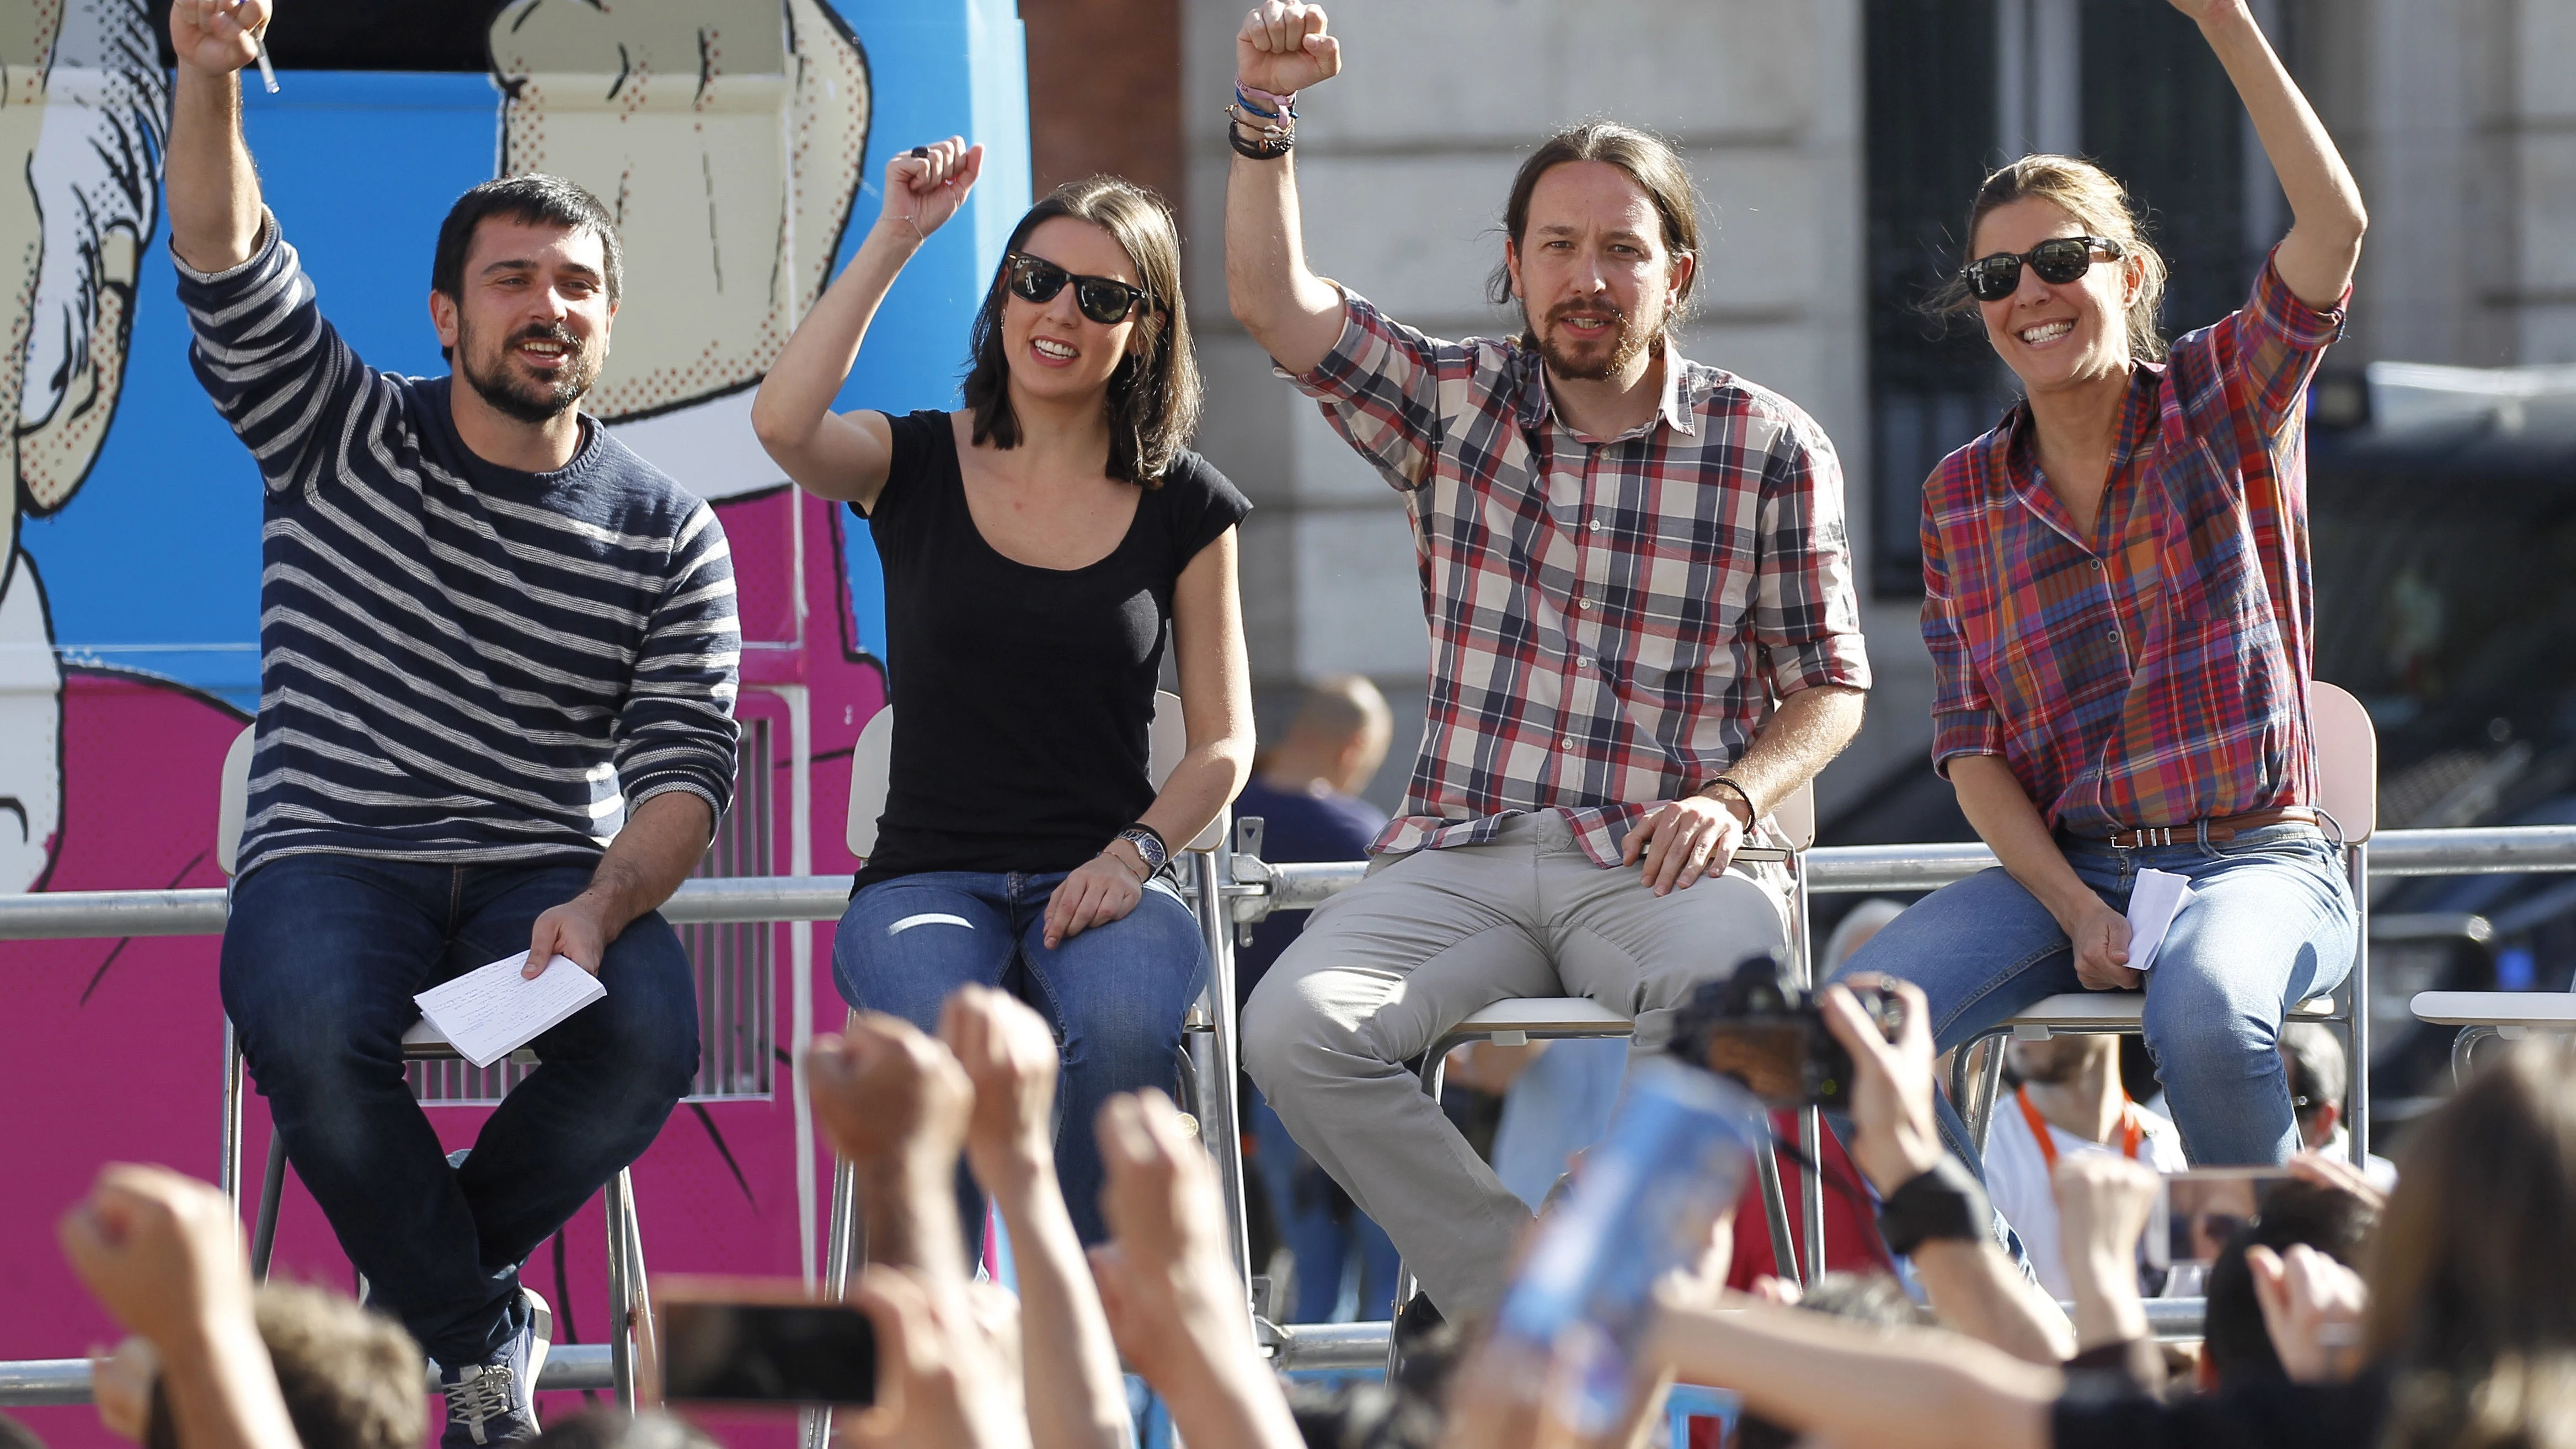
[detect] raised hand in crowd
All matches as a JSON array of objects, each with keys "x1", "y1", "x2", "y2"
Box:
[
  {"x1": 1089, "y1": 1090, "x2": 1306, "y2": 1449},
  {"x1": 2049, "y1": 1153, "x2": 2164, "y2": 1390},
  {"x1": 805, "y1": 1013, "x2": 975, "y2": 1280},
  {"x1": 2246, "y1": 1243, "x2": 2368, "y2": 1384},
  {"x1": 939, "y1": 987, "x2": 1129, "y2": 1449},
  {"x1": 1823, "y1": 977, "x2": 2076, "y2": 1364},
  {"x1": 58, "y1": 1164, "x2": 303, "y2": 1449},
  {"x1": 844, "y1": 1266, "x2": 1030, "y2": 1449},
  {"x1": 2287, "y1": 1148, "x2": 2387, "y2": 1215}
]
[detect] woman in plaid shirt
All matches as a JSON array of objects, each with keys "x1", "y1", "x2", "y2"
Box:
[{"x1": 1837, "y1": 0, "x2": 2367, "y2": 1172}]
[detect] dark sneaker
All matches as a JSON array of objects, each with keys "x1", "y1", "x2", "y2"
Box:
[{"x1": 439, "y1": 1288, "x2": 552, "y2": 1447}]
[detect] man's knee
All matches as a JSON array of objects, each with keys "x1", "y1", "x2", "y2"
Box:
[
  {"x1": 2142, "y1": 986, "x2": 2274, "y2": 1091},
  {"x1": 1239, "y1": 948, "x2": 1360, "y2": 1099},
  {"x1": 584, "y1": 917, "x2": 701, "y2": 1096}
]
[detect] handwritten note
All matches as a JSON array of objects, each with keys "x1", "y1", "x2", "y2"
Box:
[
  {"x1": 2124, "y1": 869, "x2": 2196, "y2": 974},
  {"x1": 413, "y1": 951, "x2": 605, "y2": 1068}
]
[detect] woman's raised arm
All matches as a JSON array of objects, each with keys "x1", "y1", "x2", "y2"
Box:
[
  {"x1": 2178, "y1": 1, "x2": 2366, "y2": 309},
  {"x1": 752, "y1": 138, "x2": 983, "y2": 509}
]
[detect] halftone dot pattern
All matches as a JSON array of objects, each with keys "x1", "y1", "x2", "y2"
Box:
[{"x1": 491, "y1": 0, "x2": 869, "y2": 425}]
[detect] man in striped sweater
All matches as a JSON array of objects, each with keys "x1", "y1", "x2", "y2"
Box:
[{"x1": 167, "y1": 4, "x2": 739, "y2": 1445}]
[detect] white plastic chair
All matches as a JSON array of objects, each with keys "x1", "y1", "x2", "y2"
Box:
[
  {"x1": 1950, "y1": 681, "x2": 2380, "y2": 1164},
  {"x1": 1385, "y1": 781, "x2": 1825, "y2": 1337},
  {"x1": 213, "y1": 724, "x2": 654, "y2": 1408},
  {"x1": 819, "y1": 692, "x2": 1248, "y2": 1367},
  {"x1": 2409, "y1": 992, "x2": 2576, "y2": 1083}
]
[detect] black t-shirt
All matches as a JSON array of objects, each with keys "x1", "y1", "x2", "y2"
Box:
[
  {"x1": 851, "y1": 409, "x2": 1250, "y2": 890},
  {"x1": 2050, "y1": 1372, "x2": 2386, "y2": 1449}
]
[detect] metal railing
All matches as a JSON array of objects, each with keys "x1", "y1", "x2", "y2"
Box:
[
  {"x1": 10, "y1": 825, "x2": 2575, "y2": 943},
  {"x1": 9, "y1": 821, "x2": 2576, "y2": 1397}
]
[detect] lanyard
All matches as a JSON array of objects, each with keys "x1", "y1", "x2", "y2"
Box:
[{"x1": 2017, "y1": 1084, "x2": 2143, "y2": 1173}]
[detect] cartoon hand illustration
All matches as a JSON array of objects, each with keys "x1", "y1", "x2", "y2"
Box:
[
  {"x1": 489, "y1": 0, "x2": 870, "y2": 424},
  {"x1": 0, "y1": 0, "x2": 166, "y2": 894}
]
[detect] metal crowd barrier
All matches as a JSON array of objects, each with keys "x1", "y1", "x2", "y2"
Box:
[{"x1": 8, "y1": 822, "x2": 2576, "y2": 1397}]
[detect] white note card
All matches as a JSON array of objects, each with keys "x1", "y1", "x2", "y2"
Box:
[
  {"x1": 2124, "y1": 869, "x2": 2196, "y2": 974},
  {"x1": 413, "y1": 951, "x2": 605, "y2": 1069}
]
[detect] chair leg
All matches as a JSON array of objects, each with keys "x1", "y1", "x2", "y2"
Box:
[
  {"x1": 1964, "y1": 1035, "x2": 2008, "y2": 1157},
  {"x1": 621, "y1": 1172, "x2": 653, "y2": 1408},
  {"x1": 2347, "y1": 842, "x2": 2371, "y2": 1163},
  {"x1": 1797, "y1": 1106, "x2": 1827, "y2": 1282},
  {"x1": 805, "y1": 1159, "x2": 860, "y2": 1449},
  {"x1": 2453, "y1": 1025, "x2": 2499, "y2": 1087},
  {"x1": 221, "y1": 1018, "x2": 245, "y2": 1209},
  {"x1": 605, "y1": 1172, "x2": 637, "y2": 1412},
  {"x1": 250, "y1": 1133, "x2": 287, "y2": 1282},
  {"x1": 1752, "y1": 1135, "x2": 1801, "y2": 1291}
]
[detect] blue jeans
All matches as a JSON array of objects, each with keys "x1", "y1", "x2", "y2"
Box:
[
  {"x1": 833, "y1": 870, "x2": 1208, "y2": 1250},
  {"x1": 220, "y1": 854, "x2": 699, "y2": 1366},
  {"x1": 1248, "y1": 1088, "x2": 1400, "y2": 1323},
  {"x1": 1832, "y1": 824, "x2": 2356, "y2": 1168}
]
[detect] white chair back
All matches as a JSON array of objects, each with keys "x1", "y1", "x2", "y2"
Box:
[
  {"x1": 843, "y1": 690, "x2": 1218, "y2": 859},
  {"x1": 215, "y1": 725, "x2": 256, "y2": 877},
  {"x1": 1772, "y1": 780, "x2": 1817, "y2": 852},
  {"x1": 845, "y1": 705, "x2": 897, "y2": 858},
  {"x1": 2311, "y1": 681, "x2": 2376, "y2": 844},
  {"x1": 1147, "y1": 690, "x2": 1225, "y2": 852}
]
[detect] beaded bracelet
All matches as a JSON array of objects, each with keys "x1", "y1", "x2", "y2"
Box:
[{"x1": 1225, "y1": 104, "x2": 1295, "y2": 160}]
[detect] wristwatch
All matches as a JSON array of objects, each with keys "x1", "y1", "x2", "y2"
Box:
[
  {"x1": 1875, "y1": 1157, "x2": 1992, "y2": 1257},
  {"x1": 1114, "y1": 825, "x2": 1170, "y2": 879}
]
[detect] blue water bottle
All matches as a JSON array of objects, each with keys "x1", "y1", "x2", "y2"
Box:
[{"x1": 1485, "y1": 1055, "x2": 1767, "y2": 1437}]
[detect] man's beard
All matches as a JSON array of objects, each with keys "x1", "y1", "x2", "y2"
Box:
[
  {"x1": 1532, "y1": 296, "x2": 1659, "y2": 382},
  {"x1": 461, "y1": 322, "x2": 600, "y2": 424},
  {"x1": 2010, "y1": 1038, "x2": 2088, "y2": 1087}
]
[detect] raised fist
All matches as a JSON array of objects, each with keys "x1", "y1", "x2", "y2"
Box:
[{"x1": 1234, "y1": 3, "x2": 1342, "y2": 98}]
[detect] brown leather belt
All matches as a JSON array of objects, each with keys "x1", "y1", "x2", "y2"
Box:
[{"x1": 2101, "y1": 808, "x2": 2321, "y2": 850}]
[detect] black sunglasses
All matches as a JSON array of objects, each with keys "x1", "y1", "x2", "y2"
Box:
[
  {"x1": 1961, "y1": 236, "x2": 2124, "y2": 302},
  {"x1": 1004, "y1": 253, "x2": 1149, "y2": 325}
]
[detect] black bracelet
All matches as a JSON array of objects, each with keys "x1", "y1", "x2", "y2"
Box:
[
  {"x1": 1226, "y1": 114, "x2": 1294, "y2": 161},
  {"x1": 1875, "y1": 1156, "x2": 1991, "y2": 1258}
]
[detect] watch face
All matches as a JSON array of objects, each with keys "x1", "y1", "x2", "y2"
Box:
[{"x1": 1124, "y1": 830, "x2": 1166, "y2": 870}]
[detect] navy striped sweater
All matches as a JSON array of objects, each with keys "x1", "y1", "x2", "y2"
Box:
[{"x1": 179, "y1": 216, "x2": 741, "y2": 879}]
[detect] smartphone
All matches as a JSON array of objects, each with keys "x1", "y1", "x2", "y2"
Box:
[
  {"x1": 2144, "y1": 1168, "x2": 2297, "y2": 1271},
  {"x1": 652, "y1": 1277, "x2": 877, "y2": 1408}
]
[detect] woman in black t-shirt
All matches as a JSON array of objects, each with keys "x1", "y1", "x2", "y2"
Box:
[{"x1": 755, "y1": 140, "x2": 1253, "y2": 1249}]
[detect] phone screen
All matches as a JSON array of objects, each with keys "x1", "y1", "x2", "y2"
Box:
[
  {"x1": 660, "y1": 1301, "x2": 877, "y2": 1406},
  {"x1": 2146, "y1": 1168, "x2": 2297, "y2": 1271}
]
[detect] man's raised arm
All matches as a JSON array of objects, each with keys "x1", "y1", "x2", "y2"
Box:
[
  {"x1": 1223, "y1": 2, "x2": 1347, "y2": 377},
  {"x1": 165, "y1": 0, "x2": 270, "y2": 274}
]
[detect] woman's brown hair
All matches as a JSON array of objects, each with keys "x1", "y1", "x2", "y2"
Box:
[
  {"x1": 1933, "y1": 153, "x2": 2171, "y2": 363},
  {"x1": 961, "y1": 176, "x2": 1201, "y2": 487},
  {"x1": 2365, "y1": 1038, "x2": 2576, "y2": 1447}
]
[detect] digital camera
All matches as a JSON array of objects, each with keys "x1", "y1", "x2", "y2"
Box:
[{"x1": 1667, "y1": 953, "x2": 1904, "y2": 1109}]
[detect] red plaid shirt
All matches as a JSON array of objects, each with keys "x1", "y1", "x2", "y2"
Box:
[
  {"x1": 1922, "y1": 255, "x2": 2347, "y2": 835},
  {"x1": 1288, "y1": 291, "x2": 1870, "y2": 866}
]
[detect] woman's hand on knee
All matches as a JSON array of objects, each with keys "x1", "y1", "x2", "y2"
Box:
[
  {"x1": 1043, "y1": 857, "x2": 1144, "y2": 949},
  {"x1": 2067, "y1": 900, "x2": 2140, "y2": 990}
]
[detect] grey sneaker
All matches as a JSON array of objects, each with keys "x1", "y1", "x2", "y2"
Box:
[{"x1": 439, "y1": 1287, "x2": 552, "y2": 1447}]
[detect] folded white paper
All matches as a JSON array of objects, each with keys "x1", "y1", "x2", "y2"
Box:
[
  {"x1": 413, "y1": 951, "x2": 605, "y2": 1068},
  {"x1": 2124, "y1": 869, "x2": 2196, "y2": 974}
]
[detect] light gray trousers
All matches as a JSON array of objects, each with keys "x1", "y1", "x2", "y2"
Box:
[{"x1": 1238, "y1": 812, "x2": 1789, "y2": 1322}]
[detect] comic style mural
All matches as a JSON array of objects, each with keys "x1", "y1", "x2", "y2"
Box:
[{"x1": 3, "y1": 3, "x2": 1029, "y2": 1442}]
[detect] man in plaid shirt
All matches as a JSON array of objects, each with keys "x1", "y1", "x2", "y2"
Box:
[{"x1": 1226, "y1": 3, "x2": 1869, "y2": 1320}]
